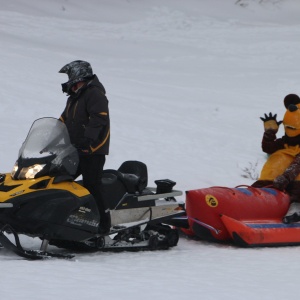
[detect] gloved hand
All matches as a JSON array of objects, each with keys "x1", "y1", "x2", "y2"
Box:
[
  {"x1": 78, "y1": 147, "x2": 92, "y2": 155},
  {"x1": 260, "y1": 112, "x2": 282, "y2": 133},
  {"x1": 77, "y1": 138, "x2": 93, "y2": 155},
  {"x1": 273, "y1": 174, "x2": 289, "y2": 191}
]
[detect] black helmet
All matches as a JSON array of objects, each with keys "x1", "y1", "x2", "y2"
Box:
[{"x1": 59, "y1": 60, "x2": 93, "y2": 94}]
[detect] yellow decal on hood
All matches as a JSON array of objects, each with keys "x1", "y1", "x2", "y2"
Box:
[{"x1": 205, "y1": 194, "x2": 218, "y2": 207}]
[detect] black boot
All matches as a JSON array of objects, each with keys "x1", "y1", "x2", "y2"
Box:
[
  {"x1": 283, "y1": 212, "x2": 300, "y2": 224},
  {"x1": 98, "y1": 211, "x2": 111, "y2": 234},
  {"x1": 282, "y1": 202, "x2": 300, "y2": 224}
]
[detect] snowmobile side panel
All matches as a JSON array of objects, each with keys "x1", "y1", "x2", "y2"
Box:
[
  {"x1": 0, "y1": 173, "x2": 90, "y2": 203},
  {"x1": 0, "y1": 203, "x2": 13, "y2": 208},
  {"x1": 113, "y1": 189, "x2": 182, "y2": 211},
  {"x1": 0, "y1": 189, "x2": 99, "y2": 240},
  {"x1": 110, "y1": 200, "x2": 183, "y2": 227},
  {"x1": 137, "y1": 188, "x2": 182, "y2": 201}
]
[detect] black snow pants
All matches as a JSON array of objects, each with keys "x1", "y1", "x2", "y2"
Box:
[{"x1": 76, "y1": 154, "x2": 110, "y2": 232}]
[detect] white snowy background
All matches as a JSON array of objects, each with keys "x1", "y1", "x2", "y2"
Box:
[{"x1": 1, "y1": 0, "x2": 300, "y2": 299}]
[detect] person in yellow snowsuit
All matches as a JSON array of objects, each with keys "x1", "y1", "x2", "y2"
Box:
[{"x1": 253, "y1": 94, "x2": 300, "y2": 223}]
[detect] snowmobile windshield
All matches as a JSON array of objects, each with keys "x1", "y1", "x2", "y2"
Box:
[{"x1": 11, "y1": 118, "x2": 79, "y2": 180}]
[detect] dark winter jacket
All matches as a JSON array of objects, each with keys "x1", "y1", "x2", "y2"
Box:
[{"x1": 60, "y1": 75, "x2": 110, "y2": 155}]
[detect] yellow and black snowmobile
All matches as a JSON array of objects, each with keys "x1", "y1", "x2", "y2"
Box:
[{"x1": 0, "y1": 118, "x2": 184, "y2": 259}]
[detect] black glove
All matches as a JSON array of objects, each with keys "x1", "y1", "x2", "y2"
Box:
[
  {"x1": 78, "y1": 147, "x2": 92, "y2": 155},
  {"x1": 260, "y1": 112, "x2": 282, "y2": 133},
  {"x1": 76, "y1": 138, "x2": 93, "y2": 155}
]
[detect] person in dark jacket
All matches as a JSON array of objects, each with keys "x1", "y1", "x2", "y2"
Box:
[{"x1": 59, "y1": 60, "x2": 110, "y2": 233}]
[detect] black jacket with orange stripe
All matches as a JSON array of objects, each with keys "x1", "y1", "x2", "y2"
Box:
[{"x1": 60, "y1": 75, "x2": 110, "y2": 155}]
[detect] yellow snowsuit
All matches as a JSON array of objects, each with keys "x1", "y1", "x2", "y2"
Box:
[{"x1": 259, "y1": 145, "x2": 300, "y2": 181}]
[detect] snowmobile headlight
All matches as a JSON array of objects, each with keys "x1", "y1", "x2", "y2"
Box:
[
  {"x1": 11, "y1": 163, "x2": 18, "y2": 179},
  {"x1": 19, "y1": 164, "x2": 46, "y2": 179}
]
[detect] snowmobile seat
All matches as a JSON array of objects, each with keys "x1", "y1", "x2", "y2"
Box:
[
  {"x1": 102, "y1": 161, "x2": 148, "y2": 209},
  {"x1": 118, "y1": 161, "x2": 148, "y2": 193},
  {"x1": 101, "y1": 172, "x2": 128, "y2": 209},
  {"x1": 103, "y1": 161, "x2": 148, "y2": 194},
  {"x1": 101, "y1": 161, "x2": 148, "y2": 209}
]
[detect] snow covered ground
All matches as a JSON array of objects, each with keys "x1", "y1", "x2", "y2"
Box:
[{"x1": 1, "y1": 0, "x2": 300, "y2": 299}]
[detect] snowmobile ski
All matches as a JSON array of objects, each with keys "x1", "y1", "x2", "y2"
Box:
[{"x1": 0, "y1": 225, "x2": 74, "y2": 260}]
